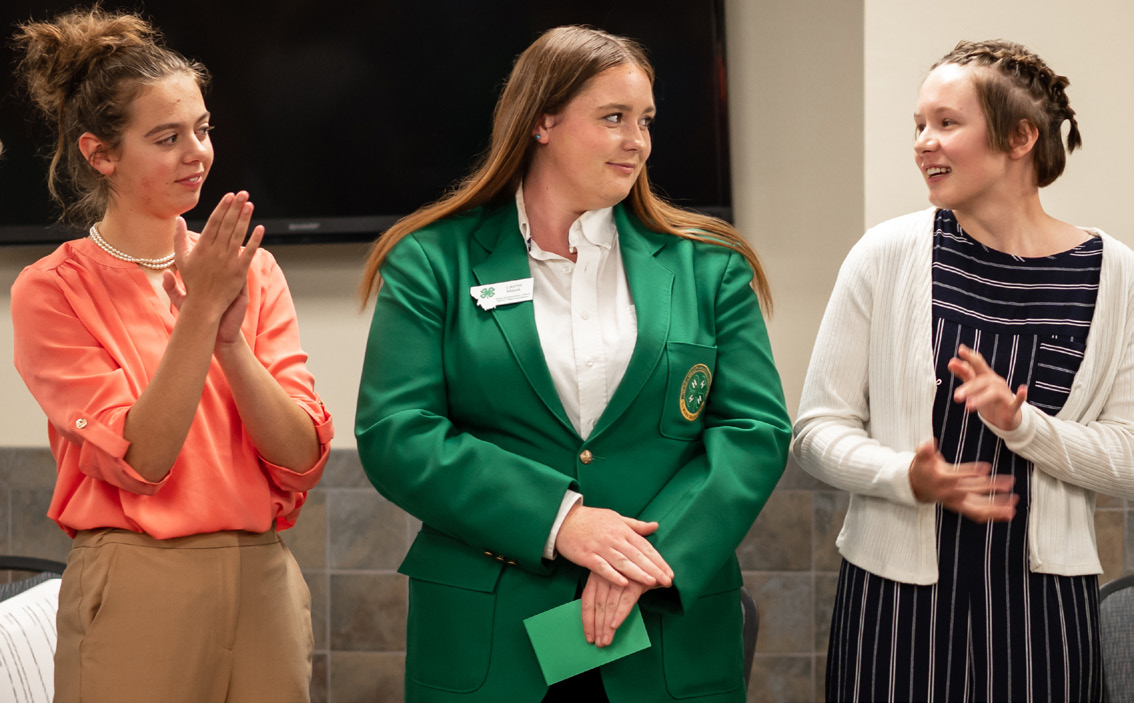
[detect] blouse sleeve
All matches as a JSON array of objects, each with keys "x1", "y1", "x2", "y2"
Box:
[
  {"x1": 11, "y1": 265, "x2": 167, "y2": 495},
  {"x1": 244, "y1": 251, "x2": 334, "y2": 491}
]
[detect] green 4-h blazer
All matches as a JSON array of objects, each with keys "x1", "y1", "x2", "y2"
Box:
[{"x1": 356, "y1": 200, "x2": 791, "y2": 702}]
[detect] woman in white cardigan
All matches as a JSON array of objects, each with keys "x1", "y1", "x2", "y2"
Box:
[{"x1": 794, "y1": 40, "x2": 1134, "y2": 702}]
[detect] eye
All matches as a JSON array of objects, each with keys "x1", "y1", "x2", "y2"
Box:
[
  {"x1": 196, "y1": 124, "x2": 215, "y2": 139},
  {"x1": 156, "y1": 133, "x2": 177, "y2": 146},
  {"x1": 639, "y1": 115, "x2": 653, "y2": 129},
  {"x1": 941, "y1": 118, "x2": 956, "y2": 128},
  {"x1": 603, "y1": 113, "x2": 623, "y2": 124},
  {"x1": 914, "y1": 122, "x2": 926, "y2": 138}
]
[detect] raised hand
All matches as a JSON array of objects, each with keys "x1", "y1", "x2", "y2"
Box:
[
  {"x1": 554, "y1": 504, "x2": 674, "y2": 589},
  {"x1": 948, "y1": 344, "x2": 1027, "y2": 431},
  {"x1": 908, "y1": 439, "x2": 1018, "y2": 522},
  {"x1": 169, "y1": 192, "x2": 264, "y2": 325}
]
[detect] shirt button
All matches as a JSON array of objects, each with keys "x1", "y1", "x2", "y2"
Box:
[
  {"x1": 75, "y1": 418, "x2": 88, "y2": 429},
  {"x1": 580, "y1": 311, "x2": 590, "y2": 320},
  {"x1": 562, "y1": 265, "x2": 572, "y2": 274},
  {"x1": 579, "y1": 449, "x2": 594, "y2": 464},
  {"x1": 585, "y1": 357, "x2": 595, "y2": 367}
]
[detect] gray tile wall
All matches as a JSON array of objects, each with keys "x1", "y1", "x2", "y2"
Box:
[{"x1": 1, "y1": 448, "x2": 1128, "y2": 703}]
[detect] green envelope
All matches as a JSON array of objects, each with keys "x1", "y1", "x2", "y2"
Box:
[{"x1": 523, "y1": 599, "x2": 652, "y2": 685}]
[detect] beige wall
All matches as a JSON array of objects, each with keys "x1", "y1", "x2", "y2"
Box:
[
  {"x1": 864, "y1": 0, "x2": 1134, "y2": 237},
  {"x1": 4, "y1": 0, "x2": 1132, "y2": 444}
]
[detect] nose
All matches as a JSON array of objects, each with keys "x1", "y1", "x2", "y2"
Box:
[
  {"x1": 914, "y1": 127, "x2": 937, "y2": 153},
  {"x1": 185, "y1": 133, "x2": 211, "y2": 161},
  {"x1": 624, "y1": 123, "x2": 648, "y2": 151}
]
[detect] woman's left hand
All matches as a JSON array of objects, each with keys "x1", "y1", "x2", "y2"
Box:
[
  {"x1": 580, "y1": 572, "x2": 651, "y2": 648},
  {"x1": 948, "y1": 345, "x2": 1027, "y2": 431}
]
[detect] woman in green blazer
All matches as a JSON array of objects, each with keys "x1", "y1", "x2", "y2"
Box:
[{"x1": 356, "y1": 26, "x2": 791, "y2": 703}]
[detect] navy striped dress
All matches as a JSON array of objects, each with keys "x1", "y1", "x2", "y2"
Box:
[{"x1": 826, "y1": 210, "x2": 1104, "y2": 703}]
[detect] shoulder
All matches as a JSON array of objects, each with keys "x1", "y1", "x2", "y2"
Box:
[
  {"x1": 11, "y1": 239, "x2": 92, "y2": 297},
  {"x1": 398, "y1": 205, "x2": 498, "y2": 255},
  {"x1": 858, "y1": 208, "x2": 936, "y2": 251}
]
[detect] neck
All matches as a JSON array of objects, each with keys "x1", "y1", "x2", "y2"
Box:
[
  {"x1": 952, "y1": 189, "x2": 1086, "y2": 258},
  {"x1": 521, "y1": 179, "x2": 584, "y2": 259},
  {"x1": 97, "y1": 207, "x2": 179, "y2": 259}
]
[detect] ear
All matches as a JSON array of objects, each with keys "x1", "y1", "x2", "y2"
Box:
[
  {"x1": 1007, "y1": 119, "x2": 1039, "y2": 161},
  {"x1": 532, "y1": 114, "x2": 558, "y2": 144},
  {"x1": 78, "y1": 132, "x2": 116, "y2": 176}
]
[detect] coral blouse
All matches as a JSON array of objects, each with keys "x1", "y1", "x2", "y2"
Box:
[{"x1": 11, "y1": 237, "x2": 333, "y2": 539}]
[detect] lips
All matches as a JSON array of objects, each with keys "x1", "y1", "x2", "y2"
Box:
[
  {"x1": 925, "y1": 166, "x2": 951, "y2": 178},
  {"x1": 177, "y1": 173, "x2": 205, "y2": 185},
  {"x1": 608, "y1": 162, "x2": 637, "y2": 175}
]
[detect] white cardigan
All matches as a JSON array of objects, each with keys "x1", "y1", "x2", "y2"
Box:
[{"x1": 792, "y1": 208, "x2": 1134, "y2": 584}]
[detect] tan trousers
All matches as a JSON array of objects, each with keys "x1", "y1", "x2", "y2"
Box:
[{"x1": 54, "y1": 528, "x2": 312, "y2": 703}]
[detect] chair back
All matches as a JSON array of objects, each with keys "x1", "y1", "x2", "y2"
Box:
[{"x1": 1101, "y1": 572, "x2": 1134, "y2": 702}]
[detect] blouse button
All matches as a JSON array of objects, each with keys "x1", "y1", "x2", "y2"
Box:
[
  {"x1": 579, "y1": 449, "x2": 594, "y2": 464},
  {"x1": 75, "y1": 418, "x2": 88, "y2": 429},
  {"x1": 580, "y1": 311, "x2": 590, "y2": 320}
]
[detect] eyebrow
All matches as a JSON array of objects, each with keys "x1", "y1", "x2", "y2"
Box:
[
  {"x1": 597, "y1": 102, "x2": 656, "y2": 114},
  {"x1": 143, "y1": 112, "x2": 211, "y2": 138}
]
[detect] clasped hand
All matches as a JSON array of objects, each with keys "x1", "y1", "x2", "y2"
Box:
[
  {"x1": 554, "y1": 503, "x2": 674, "y2": 647},
  {"x1": 162, "y1": 191, "x2": 265, "y2": 344}
]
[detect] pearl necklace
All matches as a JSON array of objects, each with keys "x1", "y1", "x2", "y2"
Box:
[{"x1": 88, "y1": 224, "x2": 176, "y2": 270}]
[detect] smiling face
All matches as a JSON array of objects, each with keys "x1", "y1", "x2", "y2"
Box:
[
  {"x1": 530, "y1": 63, "x2": 654, "y2": 214},
  {"x1": 913, "y1": 62, "x2": 1012, "y2": 215},
  {"x1": 102, "y1": 72, "x2": 213, "y2": 220}
]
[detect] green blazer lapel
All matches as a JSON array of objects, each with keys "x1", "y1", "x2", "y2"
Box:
[
  {"x1": 592, "y1": 205, "x2": 674, "y2": 437},
  {"x1": 471, "y1": 203, "x2": 576, "y2": 436}
]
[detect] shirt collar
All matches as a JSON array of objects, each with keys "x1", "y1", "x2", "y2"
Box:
[{"x1": 515, "y1": 185, "x2": 616, "y2": 259}]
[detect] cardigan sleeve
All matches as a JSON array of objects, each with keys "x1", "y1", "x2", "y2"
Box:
[{"x1": 791, "y1": 231, "x2": 921, "y2": 506}]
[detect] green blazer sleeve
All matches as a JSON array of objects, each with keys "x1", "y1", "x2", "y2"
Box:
[
  {"x1": 636, "y1": 249, "x2": 791, "y2": 614},
  {"x1": 355, "y1": 223, "x2": 575, "y2": 572}
]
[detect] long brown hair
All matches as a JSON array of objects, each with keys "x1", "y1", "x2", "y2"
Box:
[
  {"x1": 13, "y1": 6, "x2": 209, "y2": 225},
  {"x1": 359, "y1": 25, "x2": 772, "y2": 312},
  {"x1": 932, "y1": 40, "x2": 1080, "y2": 188}
]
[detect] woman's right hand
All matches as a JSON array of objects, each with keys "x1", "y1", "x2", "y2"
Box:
[
  {"x1": 171, "y1": 191, "x2": 264, "y2": 322},
  {"x1": 908, "y1": 439, "x2": 1018, "y2": 522},
  {"x1": 554, "y1": 504, "x2": 674, "y2": 588}
]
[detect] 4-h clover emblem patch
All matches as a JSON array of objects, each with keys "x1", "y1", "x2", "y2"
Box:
[
  {"x1": 479, "y1": 287, "x2": 496, "y2": 299},
  {"x1": 679, "y1": 364, "x2": 712, "y2": 421}
]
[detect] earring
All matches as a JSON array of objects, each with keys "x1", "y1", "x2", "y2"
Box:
[{"x1": 534, "y1": 133, "x2": 543, "y2": 142}]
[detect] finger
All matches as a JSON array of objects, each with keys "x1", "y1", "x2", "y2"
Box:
[
  {"x1": 949, "y1": 460, "x2": 993, "y2": 478},
  {"x1": 202, "y1": 193, "x2": 236, "y2": 245},
  {"x1": 958, "y1": 345, "x2": 991, "y2": 373},
  {"x1": 605, "y1": 550, "x2": 656, "y2": 588},
  {"x1": 580, "y1": 576, "x2": 598, "y2": 644},
  {"x1": 958, "y1": 492, "x2": 1019, "y2": 523},
  {"x1": 173, "y1": 216, "x2": 190, "y2": 263},
  {"x1": 239, "y1": 225, "x2": 265, "y2": 266},
  {"x1": 600, "y1": 583, "x2": 621, "y2": 647},
  {"x1": 622, "y1": 517, "x2": 659, "y2": 536},
  {"x1": 1012, "y1": 385, "x2": 1028, "y2": 411},
  {"x1": 609, "y1": 584, "x2": 640, "y2": 632},
  {"x1": 218, "y1": 195, "x2": 253, "y2": 252},
  {"x1": 586, "y1": 556, "x2": 629, "y2": 588},
  {"x1": 947, "y1": 357, "x2": 974, "y2": 383},
  {"x1": 161, "y1": 270, "x2": 185, "y2": 308},
  {"x1": 593, "y1": 578, "x2": 612, "y2": 647}
]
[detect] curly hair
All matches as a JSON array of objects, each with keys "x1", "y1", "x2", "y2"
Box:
[{"x1": 12, "y1": 6, "x2": 209, "y2": 224}]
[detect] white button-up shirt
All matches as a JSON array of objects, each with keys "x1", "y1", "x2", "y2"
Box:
[{"x1": 515, "y1": 187, "x2": 638, "y2": 558}]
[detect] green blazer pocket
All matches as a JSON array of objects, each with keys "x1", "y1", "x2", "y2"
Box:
[
  {"x1": 659, "y1": 585, "x2": 744, "y2": 698},
  {"x1": 660, "y1": 342, "x2": 718, "y2": 440},
  {"x1": 399, "y1": 529, "x2": 504, "y2": 693}
]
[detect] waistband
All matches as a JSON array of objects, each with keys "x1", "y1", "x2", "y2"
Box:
[{"x1": 72, "y1": 527, "x2": 280, "y2": 550}]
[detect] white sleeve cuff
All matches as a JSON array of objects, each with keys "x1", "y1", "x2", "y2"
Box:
[{"x1": 543, "y1": 489, "x2": 584, "y2": 560}]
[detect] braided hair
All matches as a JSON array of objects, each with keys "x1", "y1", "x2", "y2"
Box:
[
  {"x1": 932, "y1": 40, "x2": 1080, "y2": 187},
  {"x1": 12, "y1": 6, "x2": 209, "y2": 225}
]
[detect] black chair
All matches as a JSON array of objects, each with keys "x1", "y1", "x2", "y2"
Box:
[
  {"x1": 1101, "y1": 572, "x2": 1134, "y2": 702},
  {"x1": 740, "y1": 586, "x2": 759, "y2": 688},
  {"x1": 0, "y1": 555, "x2": 66, "y2": 602}
]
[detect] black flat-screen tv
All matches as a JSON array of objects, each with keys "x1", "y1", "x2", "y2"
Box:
[{"x1": 0, "y1": 1, "x2": 730, "y2": 245}]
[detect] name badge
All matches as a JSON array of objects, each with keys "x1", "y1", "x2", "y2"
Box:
[{"x1": 470, "y1": 278, "x2": 534, "y2": 311}]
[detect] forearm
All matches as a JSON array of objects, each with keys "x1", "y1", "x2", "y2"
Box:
[
  {"x1": 123, "y1": 301, "x2": 221, "y2": 482},
  {"x1": 214, "y1": 334, "x2": 320, "y2": 472}
]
